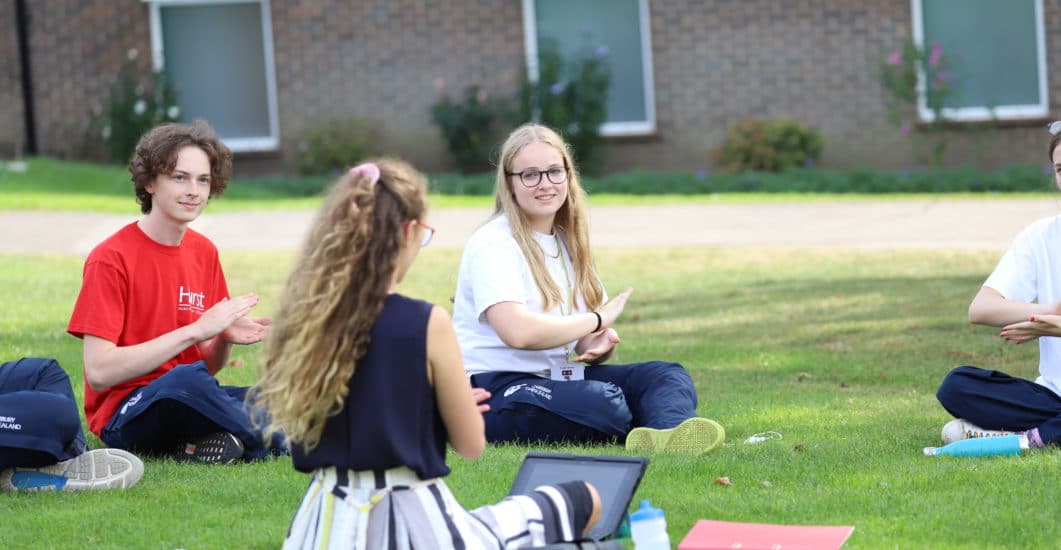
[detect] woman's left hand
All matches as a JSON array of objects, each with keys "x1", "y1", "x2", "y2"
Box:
[
  {"x1": 1000, "y1": 314, "x2": 1061, "y2": 343},
  {"x1": 573, "y1": 328, "x2": 620, "y2": 363}
]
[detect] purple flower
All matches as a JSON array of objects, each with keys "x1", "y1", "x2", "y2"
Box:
[
  {"x1": 803, "y1": 158, "x2": 816, "y2": 168},
  {"x1": 695, "y1": 169, "x2": 707, "y2": 180},
  {"x1": 928, "y1": 42, "x2": 942, "y2": 67},
  {"x1": 595, "y1": 45, "x2": 609, "y2": 57},
  {"x1": 887, "y1": 52, "x2": 902, "y2": 66},
  {"x1": 900, "y1": 122, "x2": 912, "y2": 136},
  {"x1": 550, "y1": 81, "x2": 567, "y2": 95}
]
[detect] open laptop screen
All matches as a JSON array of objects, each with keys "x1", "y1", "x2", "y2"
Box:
[{"x1": 508, "y1": 452, "x2": 649, "y2": 541}]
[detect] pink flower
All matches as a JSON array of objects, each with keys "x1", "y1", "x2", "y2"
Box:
[
  {"x1": 928, "y1": 42, "x2": 942, "y2": 67},
  {"x1": 900, "y1": 122, "x2": 911, "y2": 136},
  {"x1": 432, "y1": 77, "x2": 446, "y2": 93},
  {"x1": 887, "y1": 52, "x2": 902, "y2": 66}
]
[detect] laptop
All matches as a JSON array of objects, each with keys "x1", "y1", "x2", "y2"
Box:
[{"x1": 508, "y1": 452, "x2": 649, "y2": 542}]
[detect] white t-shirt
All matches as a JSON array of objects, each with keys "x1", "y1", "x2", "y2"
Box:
[
  {"x1": 453, "y1": 215, "x2": 599, "y2": 376},
  {"x1": 983, "y1": 215, "x2": 1061, "y2": 397}
]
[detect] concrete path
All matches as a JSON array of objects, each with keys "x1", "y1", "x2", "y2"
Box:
[{"x1": 3, "y1": 197, "x2": 1061, "y2": 255}]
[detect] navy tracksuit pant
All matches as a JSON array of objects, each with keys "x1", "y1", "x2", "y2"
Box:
[
  {"x1": 471, "y1": 360, "x2": 698, "y2": 444},
  {"x1": 101, "y1": 361, "x2": 285, "y2": 460},
  {"x1": 0, "y1": 358, "x2": 87, "y2": 469},
  {"x1": 937, "y1": 365, "x2": 1061, "y2": 445}
]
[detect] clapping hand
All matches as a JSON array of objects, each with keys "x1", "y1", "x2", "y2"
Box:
[
  {"x1": 572, "y1": 328, "x2": 620, "y2": 363},
  {"x1": 1000, "y1": 314, "x2": 1061, "y2": 344}
]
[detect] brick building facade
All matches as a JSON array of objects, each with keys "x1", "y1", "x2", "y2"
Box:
[{"x1": 2, "y1": 1, "x2": 1057, "y2": 173}]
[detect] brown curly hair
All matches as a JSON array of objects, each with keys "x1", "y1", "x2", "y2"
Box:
[
  {"x1": 252, "y1": 158, "x2": 428, "y2": 450},
  {"x1": 128, "y1": 120, "x2": 232, "y2": 214}
]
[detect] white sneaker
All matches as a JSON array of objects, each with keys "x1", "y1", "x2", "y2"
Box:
[
  {"x1": 941, "y1": 419, "x2": 1012, "y2": 444},
  {"x1": 0, "y1": 448, "x2": 144, "y2": 492}
]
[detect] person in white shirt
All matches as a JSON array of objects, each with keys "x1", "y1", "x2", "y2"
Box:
[
  {"x1": 452, "y1": 123, "x2": 725, "y2": 455},
  {"x1": 935, "y1": 123, "x2": 1061, "y2": 449}
]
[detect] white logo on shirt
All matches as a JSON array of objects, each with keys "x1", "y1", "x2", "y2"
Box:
[
  {"x1": 503, "y1": 384, "x2": 525, "y2": 397},
  {"x1": 178, "y1": 285, "x2": 206, "y2": 313},
  {"x1": 0, "y1": 415, "x2": 21, "y2": 430}
]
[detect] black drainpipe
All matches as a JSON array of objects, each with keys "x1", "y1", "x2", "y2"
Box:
[{"x1": 15, "y1": 0, "x2": 37, "y2": 155}]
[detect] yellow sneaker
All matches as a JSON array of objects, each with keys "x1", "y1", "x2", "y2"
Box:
[{"x1": 625, "y1": 417, "x2": 725, "y2": 455}]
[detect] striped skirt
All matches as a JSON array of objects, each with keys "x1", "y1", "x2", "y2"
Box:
[{"x1": 283, "y1": 466, "x2": 588, "y2": 550}]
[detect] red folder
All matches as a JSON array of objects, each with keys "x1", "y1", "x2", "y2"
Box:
[{"x1": 678, "y1": 519, "x2": 854, "y2": 550}]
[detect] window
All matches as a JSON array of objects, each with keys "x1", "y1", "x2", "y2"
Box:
[
  {"x1": 912, "y1": 0, "x2": 1047, "y2": 122},
  {"x1": 147, "y1": 0, "x2": 279, "y2": 151},
  {"x1": 522, "y1": 0, "x2": 656, "y2": 136}
]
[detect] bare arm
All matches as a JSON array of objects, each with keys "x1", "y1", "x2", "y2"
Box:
[
  {"x1": 484, "y1": 288, "x2": 634, "y2": 350},
  {"x1": 428, "y1": 306, "x2": 486, "y2": 460},
  {"x1": 968, "y1": 286, "x2": 1057, "y2": 327},
  {"x1": 83, "y1": 293, "x2": 261, "y2": 391}
]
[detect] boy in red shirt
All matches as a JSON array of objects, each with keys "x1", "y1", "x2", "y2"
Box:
[{"x1": 67, "y1": 121, "x2": 283, "y2": 463}]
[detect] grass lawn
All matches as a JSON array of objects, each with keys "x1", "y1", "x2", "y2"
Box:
[
  {"x1": 3, "y1": 157, "x2": 1057, "y2": 213},
  {"x1": 1, "y1": 246, "x2": 1058, "y2": 549}
]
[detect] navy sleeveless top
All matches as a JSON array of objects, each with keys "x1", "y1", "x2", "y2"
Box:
[{"x1": 291, "y1": 294, "x2": 449, "y2": 480}]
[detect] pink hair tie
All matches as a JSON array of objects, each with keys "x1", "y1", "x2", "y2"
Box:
[{"x1": 349, "y1": 163, "x2": 380, "y2": 187}]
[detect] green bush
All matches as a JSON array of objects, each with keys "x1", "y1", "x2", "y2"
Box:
[
  {"x1": 92, "y1": 50, "x2": 180, "y2": 164},
  {"x1": 513, "y1": 38, "x2": 611, "y2": 174},
  {"x1": 294, "y1": 117, "x2": 379, "y2": 175},
  {"x1": 712, "y1": 118, "x2": 824, "y2": 173},
  {"x1": 430, "y1": 84, "x2": 506, "y2": 173}
]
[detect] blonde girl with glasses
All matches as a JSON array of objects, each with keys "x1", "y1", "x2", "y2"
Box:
[
  {"x1": 252, "y1": 158, "x2": 600, "y2": 550},
  {"x1": 934, "y1": 124, "x2": 1061, "y2": 450},
  {"x1": 452, "y1": 123, "x2": 725, "y2": 454}
]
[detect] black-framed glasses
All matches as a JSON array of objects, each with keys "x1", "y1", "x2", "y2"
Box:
[
  {"x1": 506, "y1": 165, "x2": 569, "y2": 188},
  {"x1": 1049, "y1": 121, "x2": 1061, "y2": 136}
]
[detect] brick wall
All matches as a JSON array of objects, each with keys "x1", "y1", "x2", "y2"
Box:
[
  {"x1": 618, "y1": 0, "x2": 1058, "y2": 172},
  {"x1": 0, "y1": 2, "x2": 25, "y2": 157},
  {"x1": 15, "y1": 0, "x2": 149, "y2": 160},
  {"x1": 268, "y1": 0, "x2": 525, "y2": 172},
  {"x1": 3, "y1": 0, "x2": 1058, "y2": 173}
]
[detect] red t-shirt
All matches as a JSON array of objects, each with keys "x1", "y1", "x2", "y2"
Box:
[{"x1": 67, "y1": 222, "x2": 230, "y2": 436}]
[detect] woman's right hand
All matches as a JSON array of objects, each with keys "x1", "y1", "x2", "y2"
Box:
[{"x1": 597, "y1": 288, "x2": 633, "y2": 330}]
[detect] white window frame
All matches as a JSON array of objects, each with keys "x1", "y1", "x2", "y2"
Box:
[
  {"x1": 145, "y1": 0, "x2": 280, "y2": 152},
  {"x1": 521, "y1": 0, "x2": 657, "y2": 136},
  {"x1": 911, "y1": 0, "x2": 1048, "y2": 122}
]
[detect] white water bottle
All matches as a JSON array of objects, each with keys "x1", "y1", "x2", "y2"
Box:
[{"x1": 629, "y1": 500, "x2": 670, "y2": 550}]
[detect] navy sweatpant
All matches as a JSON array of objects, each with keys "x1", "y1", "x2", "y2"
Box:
[
  {"x1": 102, "y1": 361, "x2": 285, "y2": 460},
  {"x1": 937, "y1": 365, "x2": 1061, "y2": 445},
  {"x1": 471, "y1": 361, "x2": 698, "y2": 444},
  {"x1": 0, "y1": 358, "x2": 87, "y2": 469}
]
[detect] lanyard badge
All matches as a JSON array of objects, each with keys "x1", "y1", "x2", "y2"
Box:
[{"x1": 550, "y1": 362, "x2": 585, "y2": 381}]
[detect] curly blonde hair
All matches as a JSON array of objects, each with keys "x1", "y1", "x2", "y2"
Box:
[
  {"x1": 493, "y1": 123, "x2": 604, "y2": 311},
  {"x1": 252, "y1": 158, "x2": 428, "y2": 450}
]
